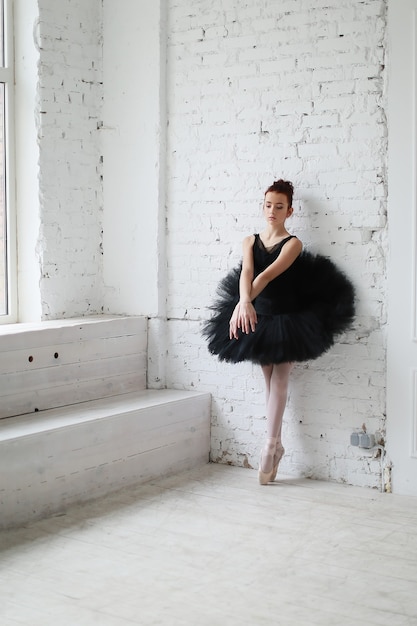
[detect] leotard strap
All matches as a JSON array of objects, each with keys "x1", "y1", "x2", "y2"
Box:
[{"x1": 255, "y1": 233, "x2": 295, "y2": 254}]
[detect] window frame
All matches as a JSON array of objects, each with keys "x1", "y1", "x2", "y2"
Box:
[{"x1": 0, "y1": 0, "x2": 16, "y2": 324}]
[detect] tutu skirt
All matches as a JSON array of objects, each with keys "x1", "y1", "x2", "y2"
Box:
[{"x1": 202, "y1": 251, "x2": 355, "y2": 365}]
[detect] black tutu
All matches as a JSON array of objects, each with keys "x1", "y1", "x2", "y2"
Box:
[{"x1": 202, "y1": 234, "x2": 355, "y2": 365}]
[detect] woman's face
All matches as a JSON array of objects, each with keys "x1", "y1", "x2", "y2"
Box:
[{"x1": 263, "y1": 191, "x2": 292, "y2": 226}]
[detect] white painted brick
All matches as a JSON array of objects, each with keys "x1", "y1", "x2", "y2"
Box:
[
  {"x1": 259, "y1": 58, "x2": 296, "y2": 76},
  {"x1": 33, "y1": 0, "x2": 390, "y2": 491},
  {"x1": 351, "y1": 123, "x2": 385, "y2": 140},
  {"x1": 274, "y1": 100, "x2": 314, "y2": 116},
  {"x1": 297, "y1": 142, "x2": 338, "y2": 158},
  {"x1": 164, "y1": 0, "x2": 388, "y2": 490},
  {"x1": 320, "y1": 80, "x2": 356, "y2": 96},
  {"x1": 238, "y1": 46, "x2": 277, "y2": 63},
  {"x1": 169, "y1": 27, "x2": 205, "y2": 44},
  {"x1": 203, "y1": 25, "x2": 229, "y2": 39},
  {"x1": 36, "y1": 0, "x2": 103, "y2": 318},
  {"x1": 222, "y1": 34, "x2": 259, "y2": 50}
]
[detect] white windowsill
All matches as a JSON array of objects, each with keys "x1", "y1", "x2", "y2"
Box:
[{"x1": 0, "y1": 314, "x2": 140, "y2": 336}]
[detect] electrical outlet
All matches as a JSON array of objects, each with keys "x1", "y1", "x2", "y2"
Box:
[
  {"x1": 350, "y1": 431, "x2": 376, "y2": 449},
  {"x1": 358, "y1": 432, "x2": 375, "y2": 449},
  {"x1": 350, "y1": 432, "x2": 360, "y2": 446}
]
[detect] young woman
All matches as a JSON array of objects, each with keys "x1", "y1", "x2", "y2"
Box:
[{"x1": 203, "y1": 180, "x2": 355, "y2": 485}]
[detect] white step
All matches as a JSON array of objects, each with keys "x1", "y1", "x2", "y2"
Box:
[
  {"x1": 0, "y1": 389, "x2": 211, "y2": 529},
  {"x1": 0, "y1": 315, "x2": 147, "y2": 418}
]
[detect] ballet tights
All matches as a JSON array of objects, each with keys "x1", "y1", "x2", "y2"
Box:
[{"x1": 260, "y1": 362, "x2": 293, "y2": 473}]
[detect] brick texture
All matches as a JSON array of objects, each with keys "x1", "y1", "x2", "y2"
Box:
[
  {"x1": 165, "y1": 0, "x2": 387, "y2": 488},
  {"x1": 37, "y1": 0, "x2": 103, "y2": 319},
  {"x1": 35, "y1": 0, "x2": 388, "y2": 488}
]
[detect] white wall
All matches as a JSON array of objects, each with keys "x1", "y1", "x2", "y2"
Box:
[
  {"x1": 102, "y1": 0, "x2": 167, "y2": 318},
  {"x1": 17, "y1": 0, "x2": 389, "y2": 488},
  {"x1": 164, "y1": 0, "x2": 388, "y2": 488},
  {"x1": 35, "y1": 0, "x2": 104, "y2": 319},
  {"x1": 14, "y1": 0, "x2": 42, "y2": 321},
  {"x1": 18, "y1": 0, "x2": 166, "y2": 322}
]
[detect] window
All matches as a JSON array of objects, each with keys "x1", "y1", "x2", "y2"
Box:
[{"x1": 0, "y1": 0, "x2": 15, "y2": 323}]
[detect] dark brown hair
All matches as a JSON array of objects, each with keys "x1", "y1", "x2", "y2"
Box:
[{"x1": 265, "y1": 179, "x2": 294, "y2": 207}]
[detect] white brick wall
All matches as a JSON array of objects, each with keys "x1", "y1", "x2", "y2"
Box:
[
  {"x1": 165, "y1": 0, "x2": 388, "y2": 488},
  {"x1": 33, "y1": 0, "x2": 388, "y2": 489},
  {"x1": 37, "y1": 0, "x2": 103, "y2": 319}
]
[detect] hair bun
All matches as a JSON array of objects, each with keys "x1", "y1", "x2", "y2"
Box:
[{"x1": 265, "y1": 179, "x2": 294, "y2": 205}]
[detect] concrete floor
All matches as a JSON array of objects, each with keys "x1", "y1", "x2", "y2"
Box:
[{"x1": 1, "y1": 463, "x2": 417, "y2": 625}]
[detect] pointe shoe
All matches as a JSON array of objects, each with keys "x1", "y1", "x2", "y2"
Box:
[
  {"x1": 258, "y1": 465, "x2": 274, "y2": 485},
  {"x1": 258, "y1": 443, "x2": 275, "y2": 485},
  {"x1": 270, "y1": 443, "x2": 285, "y2": 482}
]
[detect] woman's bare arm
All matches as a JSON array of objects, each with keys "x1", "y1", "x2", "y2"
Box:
[{"x1": 229, "y1": 235, "x2": 257, "y2": 339}]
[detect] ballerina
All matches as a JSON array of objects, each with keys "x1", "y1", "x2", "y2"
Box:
[{"x1": 203, "y1": 179, "x2": 355, "y2": 485}]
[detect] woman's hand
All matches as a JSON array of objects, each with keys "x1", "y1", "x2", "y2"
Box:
[{"x1": 229, "y1": 301, "x2": 258, "y2": 339}]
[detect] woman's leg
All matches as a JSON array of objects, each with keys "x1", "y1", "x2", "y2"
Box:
[
  {"x1": 261, "y1": 363, "x2": 273, "y2": 406},
  {"x1": 266, "y1": 362, "x2": 293, "y2": 443},
  {"x1": 259, "y1": 363, "x2": 293, "y2": 479}
]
